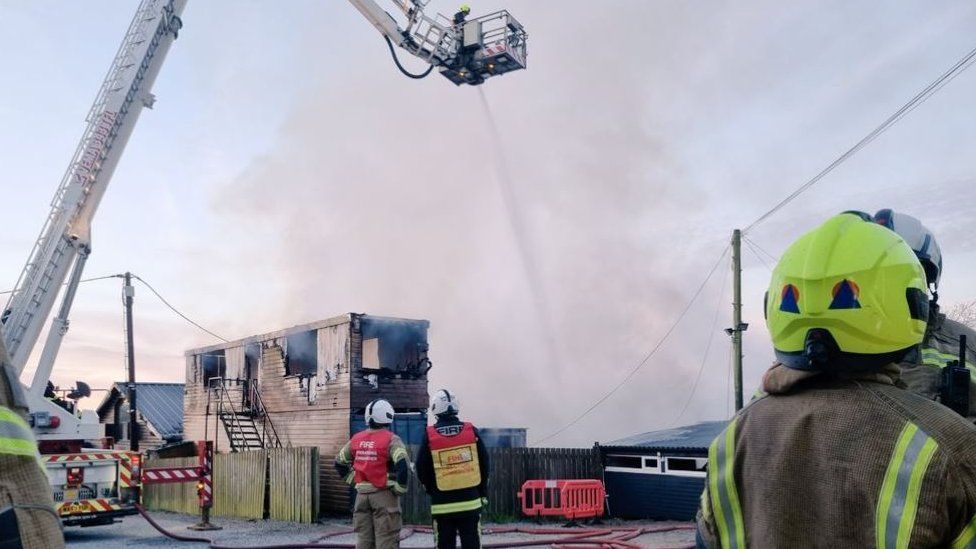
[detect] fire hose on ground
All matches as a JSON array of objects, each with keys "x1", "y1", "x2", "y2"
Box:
[{"x1": 135, "y1": 504, "x2": 696, "y2": 549}]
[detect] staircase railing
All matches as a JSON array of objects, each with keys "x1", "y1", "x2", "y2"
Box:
[
  {"x1": 248, "y1": 382, "x2": 282, "y2": 449},
  {"x1": 209, "y1": 377, "x2": 250, "y2": 452},
  {"x1": 209, "y1": 377, "x2": 282, "y2": 451}
]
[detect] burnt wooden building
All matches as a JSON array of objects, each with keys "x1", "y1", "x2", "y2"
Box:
[{"x1": 183, "y1": 314, "x2": 431, "y2": 514}]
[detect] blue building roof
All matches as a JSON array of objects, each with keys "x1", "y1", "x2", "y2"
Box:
[
  {"x1": 603, "y1": 420, "x2": 728, "y2": 452},
  {"x1": 100, "y1": 383, "x2": 184, "y2": 440}
]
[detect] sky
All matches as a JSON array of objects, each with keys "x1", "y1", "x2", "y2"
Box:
[{"x1": 1, "y1": 1, "x2": 975, "y2": 446}]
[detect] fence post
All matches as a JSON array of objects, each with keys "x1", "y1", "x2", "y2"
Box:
[{"x1": 189, "y1": 440, "x2": 222, "y2": 531}]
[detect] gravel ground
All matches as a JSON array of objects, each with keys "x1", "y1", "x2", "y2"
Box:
[{"x1": 64, "y1": 511, "x2": 696, "y2": 548}]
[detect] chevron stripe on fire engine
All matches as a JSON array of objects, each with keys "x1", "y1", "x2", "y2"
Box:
[
  {"x1": 119, "y1": 454, "x2": 135, "y2": 487},
  {"x1": 56, "y1": 498, "x2": 123, "y2": 516}
]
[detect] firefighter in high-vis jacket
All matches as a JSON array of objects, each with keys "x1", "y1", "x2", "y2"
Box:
[
  {"x1": 0, "y1": 329, "x2": 63, "y2": 549},
  {"x1": 874, "y1": 208, "x2": 976, "y2": 423},
  {"x1": 696, "y1": 213, "x2": 976, "y2": 548},
  {"x1": 416, "y1": 389, "x2": 489, "y2": 549},
  {"x1": 335, "y1": 399, "x2": 410, "y2": 549}
]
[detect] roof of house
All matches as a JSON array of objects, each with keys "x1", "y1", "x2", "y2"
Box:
[
  {"x1": 97, "y1": 383, "x2": 184, "y2": 439},
  {"x1": 601, "y1": 421, "x2": 728, "y2": 452}
]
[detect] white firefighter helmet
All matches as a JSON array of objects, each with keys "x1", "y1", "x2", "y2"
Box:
[
  {"x1": 874, "y1": 209, "x2": 943, "y2": 290},
  {"x1": 365, "y1": 399, "x2": 395, "y2": 425},
  {"x1": 430, "y1": 389, "x2": 460, "y2": 416}
]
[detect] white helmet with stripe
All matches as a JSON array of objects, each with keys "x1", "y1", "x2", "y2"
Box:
[
  {"x1": 430, "y1": 388, "x2": 460, "y2": 417},
  {"x1": 874, "y1": 209, "x2": 943, "y2": 290},
  {"x1": 365, "y1": 399, "x2": 395, "y2": 425}
]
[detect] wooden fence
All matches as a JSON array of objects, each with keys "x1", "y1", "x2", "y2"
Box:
[
  {"x1": 400, "y1": 447, "x2": 602, "y2": 524},
  {"x1": 142, "y1": 447, "x2": 319, "y2": 523},
  {"x1": 269, "y1": 447, "x2": 320, "y2": 523},
  {"x1": 141, "y1": 456, "x2": 198, "y2": 515},
  {"x1": 145, "y1": 447, "x2": 598, "y2": 524},
  {"x1": 212, "y1": 450, "x2": 266, "y2": 519}
]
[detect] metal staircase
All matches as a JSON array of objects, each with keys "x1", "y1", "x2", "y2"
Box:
[{"x1": 210, "y1": 378, "x2": 282, "y2": 452}]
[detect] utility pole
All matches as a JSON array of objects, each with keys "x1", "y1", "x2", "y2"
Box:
[
  {"x1": 730, "y1": 230, "x2": 746, "y2": 412},
  {"x1": 123, "y1": 272, "x2": 138, "y2": 451}
]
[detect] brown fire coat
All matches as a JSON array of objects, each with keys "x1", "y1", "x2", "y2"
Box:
[
  {"x1": 900, "y1": 313, "x2": 976, "y2": 424},
  {"x1": 0, "y1": 334, "x2": 64, "y2": 549},
  {"x1": 697, "y1": 364, "x2": 976, "y2": 549}
]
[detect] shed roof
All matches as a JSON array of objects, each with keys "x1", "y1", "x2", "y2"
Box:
[
  {"x1": 97, "y1": 383, "x2": 184, "y2": 439},
  {"x1": 602, "y1": 421, "x2": 728, "y2": 452}
]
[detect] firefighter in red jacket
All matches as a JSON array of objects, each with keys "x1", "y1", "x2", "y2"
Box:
[
  {"x1": 335, "y1": 399, "x2": 410, "y2": 549},
  {"x1": 416, "y1": 389, "x2": 490, "y2": 549}
]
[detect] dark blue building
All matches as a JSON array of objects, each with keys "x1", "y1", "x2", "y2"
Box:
[
  {"x1": 478, "y1": 427, "x2": 527, "y2": 448},
  {"x1": 349, "y1": 412, "x2": 428, "y2": 446},
  {"x1": 598, "y1": 421, "x2": 728, "y2": 521}
]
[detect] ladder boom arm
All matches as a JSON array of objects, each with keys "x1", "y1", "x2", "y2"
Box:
[{"x1": 1, "y1": 0, "x2": 186, "y2": 378}]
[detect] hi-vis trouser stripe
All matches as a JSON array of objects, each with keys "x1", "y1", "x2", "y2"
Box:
[
  {"x1": 876, "y1": 422, "x2": 939, "y2": 549},
  {"x1": 0, "y1": 406, "x2": 37, "y2": 458},
  {"x1": 952, "y1": 515, "x2": 976, "y2": 549},
  {"x1": 708, "y1": 417, "x2": 745, "y2": 549},
  {"x1": 431, "y1": 498, "x2": 483, "y2": 515}
]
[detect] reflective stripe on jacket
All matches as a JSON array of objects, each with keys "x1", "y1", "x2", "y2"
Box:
[
  {"x1": 698, "y1": 371, "x2": 976, "y2": 548},
  {"x1": 0, "y1": 406, "x2": 37, "y2": 458},
  {"x1": 416, "y1": 417, "x2": 489, "y2": 515},
  {"x1": 428, "y1": 422, "x2": 482, "y2": 492},
  {"x1": 900, "y1": 315, "x2": 976, "y2": 423}
]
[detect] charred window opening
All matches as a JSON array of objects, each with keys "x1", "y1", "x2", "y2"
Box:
[
  {"x1": 359, "y1": 318, "x2": 430, "y2": 378},
  {"x1": 200, "y1": 351, "x2": 226, "y2": 385},
  {"x1": 244, "y1": 343, "x2": 261, "y2": 381},
  {"x1": 285, "y1": 330, "x2": 318, "y2": 376}
]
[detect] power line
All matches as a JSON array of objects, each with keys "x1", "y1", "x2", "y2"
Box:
[
  {"x1": 131, "y1": 275, "x2": 229, "y2": 343},
  {"x1": 742, "y1": 237, "x2": 774, "y2": 272},
  {"x1": 742, "y1": 236, "x2": 778, "y2": 264},
  {"x1": 2, "y1": 272, "x2": 227, "y2": 343},
  {"x1": 0, "y1": 274, "x2": 121, "y2": 296},
  {"x1": 670, "y1": 254, "x2": 731, "y2": 427},
  {"x1": 535, "y1": 244, "x2": 731, "y2": 445},
  {"x1": 743, "y1": 42, "x2": 976, "y2": 234}
]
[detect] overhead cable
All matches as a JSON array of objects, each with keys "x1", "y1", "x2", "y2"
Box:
[
  {"x1": 131, "y1": 275, "x2": 229, "y2": 342},
  {"x1": 670, "y1": 255, "x2": 731, "y2": 427},
  {"x1": 535, "y1": 245, "x2": 731, "y2": 445},
  {"x1": 742, "y1": 237, "x2": 774, "y2": 272},
  {"x1": 743, "y1": 42, "x2": 976, "y2": 234},
  {"x1": 0, "y1": 274, "x2": 121, "y2": 295}
]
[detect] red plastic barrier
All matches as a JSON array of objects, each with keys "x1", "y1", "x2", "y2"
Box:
[{"x1": 518, "y1": 479, "x2": 606, "y2": 521}]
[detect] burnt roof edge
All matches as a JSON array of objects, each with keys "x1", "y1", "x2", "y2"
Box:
[{"x1": 184, "y1": 313, "x2": 430, "y2": 356}]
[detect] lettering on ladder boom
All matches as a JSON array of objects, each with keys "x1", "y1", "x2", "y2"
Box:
[{"x1": 73, "y1": 110, "x2": 118, "y2": 186}]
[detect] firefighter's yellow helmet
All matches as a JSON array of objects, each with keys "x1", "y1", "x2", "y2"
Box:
[{"x1": 766, "y1": 212, "x2": 929, "y2": 371}]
